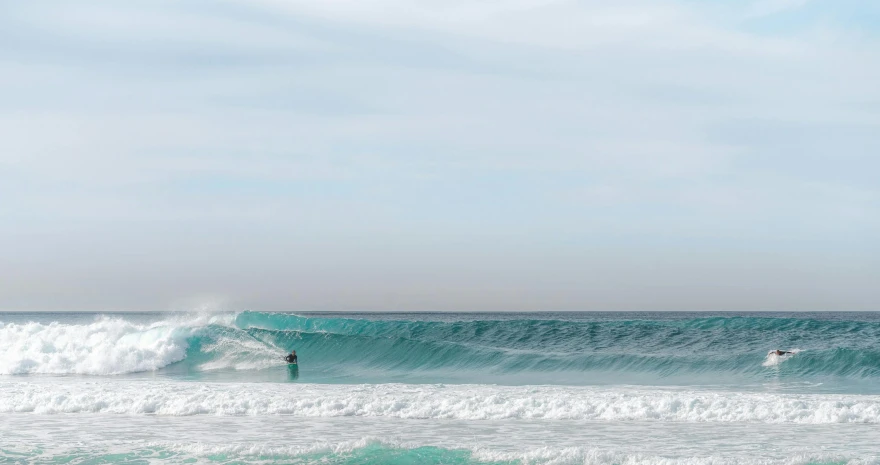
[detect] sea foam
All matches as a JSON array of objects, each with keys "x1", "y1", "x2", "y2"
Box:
[
  {"x1": 762, "y1": 349, "x2": 802, "y2": 367},
  {"x1": 165, "y1": 439, "x2": 880, "y2": 465},
  {"x1": 2, "y1": 381, "x2": 879, "y2": 423},
  {"x1": 0, "y1": 314, "x2": 231, "y2": 375},
  {"x1": 5, "y1": 437, "x2": 879, "y2": 465}
]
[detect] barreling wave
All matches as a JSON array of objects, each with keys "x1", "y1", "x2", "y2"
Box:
[
  {"x1": 1, "y1": 311, "x2": 879, "y2": 384},
  {"x1": 233, "y1": 312, "x2": 880, "y2": 381}
]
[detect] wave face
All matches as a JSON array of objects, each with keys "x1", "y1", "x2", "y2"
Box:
[{"x1": 1, "y1": 311, "x2": 879, "y2": 389}]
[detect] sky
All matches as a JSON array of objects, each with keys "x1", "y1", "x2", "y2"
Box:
[{"x1": 0, "y1": 0, "x2": 878, "y2": 311}]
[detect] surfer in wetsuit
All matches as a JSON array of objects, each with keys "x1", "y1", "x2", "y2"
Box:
[
  {"x1": 770, "y1": 350, "x2": 793, "y2": 356},
  {"x1": 284, "y1": 350, "x2": 298, "y2": 364}
]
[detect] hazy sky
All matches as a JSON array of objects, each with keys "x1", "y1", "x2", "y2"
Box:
[{"x1": 1, "y1": 0, "x2": 878, "y2": 311}]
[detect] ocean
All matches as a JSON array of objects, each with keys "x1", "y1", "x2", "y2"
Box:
[{"x1": 1, "y1": 311, "x2": 879, "y2": 464}]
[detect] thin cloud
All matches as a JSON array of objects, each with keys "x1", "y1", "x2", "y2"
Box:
[{"x1": 0, "y1": 0, "x2": 877, "y2": 311}]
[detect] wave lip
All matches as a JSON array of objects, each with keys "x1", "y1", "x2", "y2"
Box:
[{"x1": 3, "y1": 382, "x2": 880, "y2": 423}]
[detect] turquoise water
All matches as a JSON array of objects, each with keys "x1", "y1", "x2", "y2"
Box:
[{"x1": 1, "y1": 311, "x2": 879, "y2": 463}]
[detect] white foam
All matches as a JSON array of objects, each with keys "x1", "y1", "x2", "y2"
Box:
[
  {"x1": 1, "y1": 381, "x2": 879, "y2": 423},
  {"x1": 0, "y1": 318, "x2": 189, "y2": 375},
  {"x1": 763, "y1": 349, "x2": 801, "y2": 367},
  {"x1": 85, "y1": 439, "x2": 880, "y2": 465},
  {"x1": 472, "y1": 446, "x2": 880, "y2": 465},
  {"x1": 6, "y1": 437, "x2": 878, "y2": 465},
  {"x1": 0, "y1": 313, "x2": 240, "y2": 375},
  {"x1": 165, "y1": 437, "x2": 397, "y2": 459},
  {"x1": 196, "y1": 334, "x2": 281, "y2": 372},
  {"x1": 473, "y1": 446, "x2": 879, "y2": 465}
]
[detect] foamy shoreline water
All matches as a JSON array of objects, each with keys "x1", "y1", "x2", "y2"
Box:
[
  {"x1": 3, "y1": 414, "x2": 879, "y2": 465},
  {"x1": 2, "y1": 380, "x2": 879, "y2": 423}
]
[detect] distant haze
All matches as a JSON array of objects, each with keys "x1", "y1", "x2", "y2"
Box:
[{"x1": 1, "y1": 0, "x2": 878, "y2": 311}]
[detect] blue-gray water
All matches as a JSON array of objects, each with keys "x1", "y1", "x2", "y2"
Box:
[{"x1": 2, "y1": 311, "x2": 879, "y2": 464}]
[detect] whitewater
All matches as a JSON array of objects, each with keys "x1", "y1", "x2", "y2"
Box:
[{"x1": 1, "y1": 311, "x2": 879, "y2": 464}]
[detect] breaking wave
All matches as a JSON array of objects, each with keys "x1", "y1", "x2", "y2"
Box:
[{"x1": 1, "y1": 312, "x2": 879, "y2": 384}]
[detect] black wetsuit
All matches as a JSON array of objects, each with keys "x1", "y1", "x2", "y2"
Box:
[{"x1": 285, "y1": 354, "x2": 298, "y2": 364}]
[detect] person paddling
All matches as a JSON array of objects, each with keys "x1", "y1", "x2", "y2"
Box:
[
  {"x1": 284, "y1": 350, "x2": 298, "y2": 364},
  {"x1": 770, "y1": 349, "x2": 793, "y2": 356}
]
